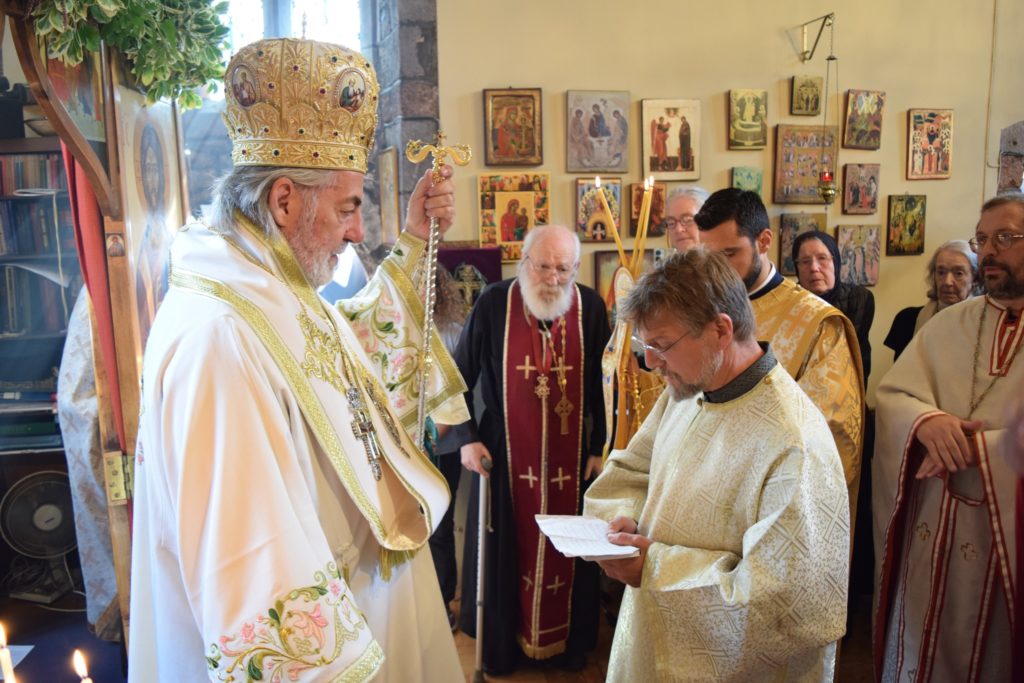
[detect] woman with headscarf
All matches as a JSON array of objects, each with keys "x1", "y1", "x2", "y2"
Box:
[
  {"x1": 883, "y1": 239, "x2": 982, "y2": 361},
  {"x1": 793, "y1": 230, "x2": 875, "y2": 384}
]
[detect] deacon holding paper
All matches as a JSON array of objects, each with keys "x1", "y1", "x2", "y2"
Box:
[{"x1": 584, "y1": 248, "x2": 850, "y2": 682}]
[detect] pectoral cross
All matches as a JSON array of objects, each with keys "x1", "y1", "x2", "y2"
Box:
[
  {"x1": 348, "y1": 388, "x2": 383, "y2": 481},
  {"x1": 554, "y1": 395, "x2": 573, "y2": 435},
  {"x1": 551, "y1": 357, "x2": 574, "y2": 434}
]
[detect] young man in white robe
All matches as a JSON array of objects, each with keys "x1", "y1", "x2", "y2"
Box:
[
  {"x1": 584, "y1": 248, "x2": 850, "y2": 682},
  {"x1": 127, "y1": 38, "x2": 469, "y2": 682},
  {"x1": 873, "y1": 193, "x2": 1024, "y2": 681}
]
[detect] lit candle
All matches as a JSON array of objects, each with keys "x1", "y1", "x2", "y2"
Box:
[
  {"x1": 73, "y1": 649, "x2": 93, "y2": 683},
  {"x1": 820, "y1": 168, "x2": 833, "y2": 183},
  {"x1": 0, "y1": 623, "x2": 16, "y2": 683}
]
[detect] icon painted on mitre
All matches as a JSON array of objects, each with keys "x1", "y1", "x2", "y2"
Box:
[
  {"x1": 337, "y1": 69, "x2": 366, "y2": 112},
  {"x1": 231, "y1": 66, "x2": 258, "y2": 107}
]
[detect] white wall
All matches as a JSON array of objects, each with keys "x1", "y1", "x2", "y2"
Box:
[{"x1": 437, "y1": 0, "x2": 1024, "y2": 403}]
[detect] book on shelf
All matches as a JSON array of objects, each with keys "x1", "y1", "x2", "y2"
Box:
[
  {"x1": 0, "y1": 264, "x2": 78, "y2": 335},
  {"x1": 0, "y1": 391, "x2": 56, "y2": 402},
  {"x1": 0, "y1": 153, "x2": 68, "y2": 196},
  {"x1": 0, "y1": 195, "x2": 75, "y2": 256}
]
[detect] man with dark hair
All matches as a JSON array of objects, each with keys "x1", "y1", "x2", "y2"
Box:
[
  {"x1": 874, "y1": 193, "x2": 1024, "y2": 681},
  {"x1": 585, "y1": 248, "x2": 850, "y2": 681},
  {"x1": 696, "y1": 188, "x2": 865, "y2": 531}
]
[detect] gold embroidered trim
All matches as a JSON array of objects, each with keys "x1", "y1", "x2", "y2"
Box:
[
  {"x1": 331, "y1": 640, "x2": 384, "y2": 683},
  {"x1": 231, "y1": 212, "x2": 440, "y2": 512},
  {"x1": 299, "y1": 308, "x2": 347, "y2": 392},
  {"x1": 379, "y1": 258, "x2": 466, "y2": 431},
  {"x1": 206, "y1": 561, "x2": 381, "y2": 682},
  {"x1": 169, "y1": 268, "x2": 425, "y2": 551}
]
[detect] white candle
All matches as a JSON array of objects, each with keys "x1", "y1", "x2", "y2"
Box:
[
  {"x1": 73, "y1": 649, "x2": 93, "y2": 683},
  {"x1": 0, "y1": 623, "x2": 16, "y2": 682}
]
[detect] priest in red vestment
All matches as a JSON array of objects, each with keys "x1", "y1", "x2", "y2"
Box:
[{"x1": 451, "y1": 224, "x2": 610, "y2": 674}]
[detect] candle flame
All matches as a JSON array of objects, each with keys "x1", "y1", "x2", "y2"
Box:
[
  {"x1": 594, "y1": 176, "x2": 601, "y2": 188},
  {"x1": 0, "y1": 622, "x2": 6, "y2": 647},
  {"x1": 73, "y1": 649, "x2": 89, "y2": 677}
]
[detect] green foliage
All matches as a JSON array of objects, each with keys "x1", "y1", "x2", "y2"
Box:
[{"x1": 29, "y1": 0, "x2": 231, "y2": 109}]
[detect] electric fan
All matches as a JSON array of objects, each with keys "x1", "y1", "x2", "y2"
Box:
[{"x1": 0, "y1": 470, "x2": 77, "y2": 603}]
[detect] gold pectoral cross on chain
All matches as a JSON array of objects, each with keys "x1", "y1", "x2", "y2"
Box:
[
  {"x1": 551, "y1": 356, "x2": 574, "y2": 435},
  {"x1": 554, "y1": 395, "x2": 573, "y2": 435},
  {"x1": 348, "y1": 388, "x2": 383, "y2": 481}
]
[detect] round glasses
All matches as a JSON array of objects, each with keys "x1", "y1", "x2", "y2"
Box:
[
  {"x1": 969, "y1": 233, "x2": 1024, "y2": 252},
  {"x1": 631, "y1": 330, "x2": 690, "y2": 359},
  {"x1": 661, "y1": 215, "x2": 696, "y2": 230},
  {"x1": 525, "y1": 256, "x2": 577, "y2": 282}
]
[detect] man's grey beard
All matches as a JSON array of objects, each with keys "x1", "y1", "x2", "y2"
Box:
[
  {"x1": 662, "y1": 345, "x2": 723, "y2": 402},
  {"x1": 269, "y1": 191, "x2": 341, "y2": 288},
  {"x1": 518, "y1": 271, "x2": 575, "y2": 320}
]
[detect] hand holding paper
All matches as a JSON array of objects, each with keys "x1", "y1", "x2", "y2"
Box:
[{"x1": 535, "y1": 514, "x2": 641, "y2": 562}]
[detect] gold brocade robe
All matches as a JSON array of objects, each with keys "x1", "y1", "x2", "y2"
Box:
[
  {"x1": 751, "y1": 277, "x2": 865, "y2": 526},
  {"x1": 584, "y1": 365, "x2": 850, "y2": 682}
]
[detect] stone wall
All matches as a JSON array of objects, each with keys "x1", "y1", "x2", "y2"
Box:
[{"x1": 359, "y1": 0, "x2": 440, "y2": 272}]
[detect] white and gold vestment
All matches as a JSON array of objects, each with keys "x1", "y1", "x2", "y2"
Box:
[
  {"x1": 585, "y1": 361, "x2": 850, "y2": 682},
  {"x1": 128, "y1": 216, "x2": 467, "y2": 683},
  {"x1": 873, "y1": 296, "x2": 1020, "y2": 681}
]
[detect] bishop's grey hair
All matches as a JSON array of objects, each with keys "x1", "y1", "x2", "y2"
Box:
[{"x1": 209, "y1": 166, "x2": 338, "y2": 235}]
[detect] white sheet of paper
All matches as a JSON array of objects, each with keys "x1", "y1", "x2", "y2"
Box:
[{"x1": 535, "y1": 514, "x2": 640, "y2": 561}]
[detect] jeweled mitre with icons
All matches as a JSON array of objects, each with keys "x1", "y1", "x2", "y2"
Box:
[{"x1": 222, "y1": 38, "x2": 380, "y2": 173}]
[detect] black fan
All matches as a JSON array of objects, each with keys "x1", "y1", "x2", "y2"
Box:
[{"x1": 0, "y1": 471, "x2": 77, "y2": 603}]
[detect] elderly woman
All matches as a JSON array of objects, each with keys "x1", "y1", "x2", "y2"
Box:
[
  {"x1": 793, "y1": 230, "x2": 875, "y2": 383},
  {"x1": 883, "y1": 239, "x2": 982, "y2": 360}
]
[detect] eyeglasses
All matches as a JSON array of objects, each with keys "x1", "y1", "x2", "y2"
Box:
[
  {"x1": 795, "y1": 254, "x2": 834, "y2": 269},
  {"x1": 525, "y1": 256, "x2": 577, "y2": 282},
  {"x1": 662, "y1": 215, "x2": 696, "y2": 230},
  {"x1": 631, "y1": 330, "x2": 690, "y2": 359},
  {"x1": 969, "y1": 232, "x2": 1024, "y2": 252}
]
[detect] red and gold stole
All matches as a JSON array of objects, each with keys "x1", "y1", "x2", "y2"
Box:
[{"x1": 503, "y1": 281, "x2": 585, "y2": 658}]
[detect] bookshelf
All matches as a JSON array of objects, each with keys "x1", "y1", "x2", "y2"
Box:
[{"x1": 0, "y1": 136, "x2": 81, "y2": 458}]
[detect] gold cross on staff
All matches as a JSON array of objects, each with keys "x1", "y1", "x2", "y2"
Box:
[{"x1": 405, "y1": 131, "x2": 473, "y2": 183}]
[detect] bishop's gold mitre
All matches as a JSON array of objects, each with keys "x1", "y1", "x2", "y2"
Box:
[{"x1": 222, "y1": 38, "x2": 379, "y2": 173}]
